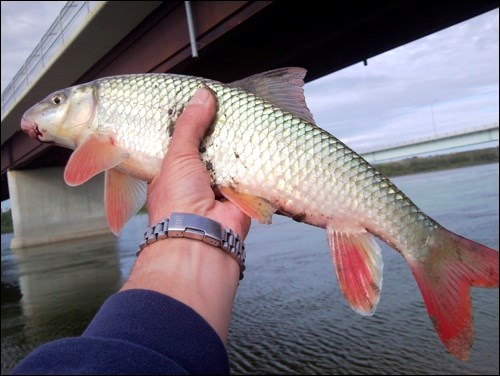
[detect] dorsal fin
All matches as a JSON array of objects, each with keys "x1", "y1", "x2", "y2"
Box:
[{"x1": 230, "y1": 67, "x2": 315, "y2": 124}]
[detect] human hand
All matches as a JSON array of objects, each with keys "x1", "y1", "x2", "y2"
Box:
[
  {"x1": 123, "y1": 88, "x2": 249, "y2": 341},
  {"x1": 146, "y1": 87, "x2": 251, "y2": 240}
]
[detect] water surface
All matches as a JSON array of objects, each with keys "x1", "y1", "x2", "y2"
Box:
[{"x1": 1, "y1": 163, "x2": 499, "y2": 374}]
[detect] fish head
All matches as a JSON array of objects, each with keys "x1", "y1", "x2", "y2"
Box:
[{"x1": 21, "y1": 84, "x2": 97, "y2": 149}]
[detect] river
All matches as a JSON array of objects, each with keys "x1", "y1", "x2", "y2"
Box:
[{"x1": 1, "y1": 163, "x2": 499, "y2": 374}]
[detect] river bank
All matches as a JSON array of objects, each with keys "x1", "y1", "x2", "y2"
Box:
[{"x1": 374, "y1": 146, "x2": 498, "y2": 177}]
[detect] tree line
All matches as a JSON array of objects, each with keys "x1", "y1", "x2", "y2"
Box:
[{"x1": 374, "y1": 146, "x2": 499, "y2": 177}]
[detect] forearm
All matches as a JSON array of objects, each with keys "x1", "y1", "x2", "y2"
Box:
[
  {"x1": 13, "y1": 290, "x2": 231, "y2": 375},
  {"x1": 121, "y1": 238, "x2": 240, "y2": 342}
]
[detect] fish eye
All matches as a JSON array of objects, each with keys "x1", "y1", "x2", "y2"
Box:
[{"x1": 51, "y1": 93, "x2": 64, "y2": 105}]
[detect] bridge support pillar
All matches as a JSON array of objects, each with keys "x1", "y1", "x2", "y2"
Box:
[{"x1": 8, "y1": 167, "x2": 112, "y2": 248}]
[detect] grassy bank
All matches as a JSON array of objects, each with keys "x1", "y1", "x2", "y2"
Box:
[
  {"x1": 1, "y1": 209, "x2": 13, "y2": 234},
  {"x1": 374, "y1": 147, "x2": 499, "y2": 177}
]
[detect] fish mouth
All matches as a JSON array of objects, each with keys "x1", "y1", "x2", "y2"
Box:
[{"x1": 21, "y1": 117, "x2": 43, "y2": 141}]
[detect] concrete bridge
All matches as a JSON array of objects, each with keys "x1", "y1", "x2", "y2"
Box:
[
  {"x1": 2, "y1": 1, "x2": 498, "y2": 248},
  {"x1": 362, "y1": 124, "x2": 499, "y2": 163}
]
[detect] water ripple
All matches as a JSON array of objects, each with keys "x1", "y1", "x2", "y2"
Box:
[{"x1": 1, "y1": 164, "x2": 498, "y2": 375}]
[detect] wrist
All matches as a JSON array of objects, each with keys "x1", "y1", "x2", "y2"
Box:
[
  {"x1": 122, "y1": 238, "x2": 239, "y2": 342},
  {"x1": 130, "y1": 238, "x2": 240, "y2": 284},
  {"x1": 139, "y1": 212, "x2": 246, "y2": 279}
]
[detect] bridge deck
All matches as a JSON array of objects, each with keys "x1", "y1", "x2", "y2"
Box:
[{"x1": 2, "y1": 1, "x2": 498, "y2": 201}]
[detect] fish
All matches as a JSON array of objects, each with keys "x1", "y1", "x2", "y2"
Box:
[{"x1": 20, "y1": 67, "x2": 498, "y2": 360}]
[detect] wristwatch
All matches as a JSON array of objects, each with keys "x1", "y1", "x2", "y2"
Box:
[{"x1": 137, "y1": 212, "x2": 246, "y2": 279}]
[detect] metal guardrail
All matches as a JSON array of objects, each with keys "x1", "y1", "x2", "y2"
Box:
[{"x1": 1, "y1": 1, "x2": 102, "y2": 119}]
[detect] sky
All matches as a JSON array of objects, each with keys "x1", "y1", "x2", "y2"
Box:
[
  {"x1": 1, "y1": 2, "x2": 499, "y2": 153},
  {"x1": 1, "y1": 1, "x2": 67, "y2": 91},
  {"x1": 304, "y1": 9, "x2": 499, "y2": 152}
]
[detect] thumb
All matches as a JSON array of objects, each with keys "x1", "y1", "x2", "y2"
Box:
[{"x1": 168, "y1": 87, "x2": 217, "y2": 157}]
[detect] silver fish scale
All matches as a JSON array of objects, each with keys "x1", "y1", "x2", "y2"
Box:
[
  {"x1": 201, "y1": 80, "x2": 435, "y2": 255},
  {"x1": 94, "y1": 73, "x2": 435, "y2": 255},
  {"x1": 95, "y1": 74, "x2": 210, "y2": 160}
]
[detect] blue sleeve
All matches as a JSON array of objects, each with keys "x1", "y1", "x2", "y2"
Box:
[{"x1": 12, "y1": 289, "x2": 230, "y2": 375}]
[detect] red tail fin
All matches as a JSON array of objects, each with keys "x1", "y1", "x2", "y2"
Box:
[{"x1": 406, "y1": 226, "x2": 498, "y2": 360}]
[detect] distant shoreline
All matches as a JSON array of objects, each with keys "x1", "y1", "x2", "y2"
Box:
[
  {"x1": 2, "y1": 147, "x2": 498, "y2": 234},
  {"x1": 374, "y1": 146, "x2": 499, "y2": 177}
]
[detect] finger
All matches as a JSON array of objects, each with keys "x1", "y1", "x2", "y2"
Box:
[{"x1": 168, "y1": 87, "x2": 217, "y2": 158}]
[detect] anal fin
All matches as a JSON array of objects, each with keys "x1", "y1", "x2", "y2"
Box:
[{"x1": 327, "y1": 226, "x2": 384, "y2": 316}]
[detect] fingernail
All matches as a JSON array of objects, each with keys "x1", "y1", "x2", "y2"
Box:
[{"x1": 189, "y1": 87, "x2": 210, "y2": 105}]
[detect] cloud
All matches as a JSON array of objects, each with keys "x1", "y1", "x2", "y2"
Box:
[
  {"x1": 1, "y1": 3, "x2": 498, "y2": 154},
  {"x1": 304, "y1": 9, "x2": 499, "y2": 151},
  {"x1": 1, "y1": 1, "x2": 66, "y2": 92}
]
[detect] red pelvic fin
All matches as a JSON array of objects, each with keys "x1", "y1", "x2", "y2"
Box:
[{"x1": 219, "y1": 186, "x2": 277, "y2": 224}]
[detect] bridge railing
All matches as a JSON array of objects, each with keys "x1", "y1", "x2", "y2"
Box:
[
  {"x1": 359, "y1": 123, "x2": 499, "y2": 154},
  {"x1": 1, "y1": 1, "x2": 102, "y2": 120}
]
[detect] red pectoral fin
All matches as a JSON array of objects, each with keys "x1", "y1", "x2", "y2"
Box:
[
  {"x1": 64, "y1": 134, "x2": 128, "y2": 186},
  {"x1": 105, "y1": 169, "x2": 147, "y2": 235},
  {"x1": 219, "y1": 186, "x2": 277, "y2": 224},
  {"x1": 327, "y1": 226, "x2": 384, "y2": 316}
]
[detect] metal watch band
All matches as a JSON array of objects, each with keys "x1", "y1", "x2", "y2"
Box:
[{"x1": 137, "y1": 212, "x2": 246, "y2": 279}]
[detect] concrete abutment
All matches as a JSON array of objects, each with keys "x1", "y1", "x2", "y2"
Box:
[{"x1": 8, "y1": 167, "x2": 112, "y2": 248}]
